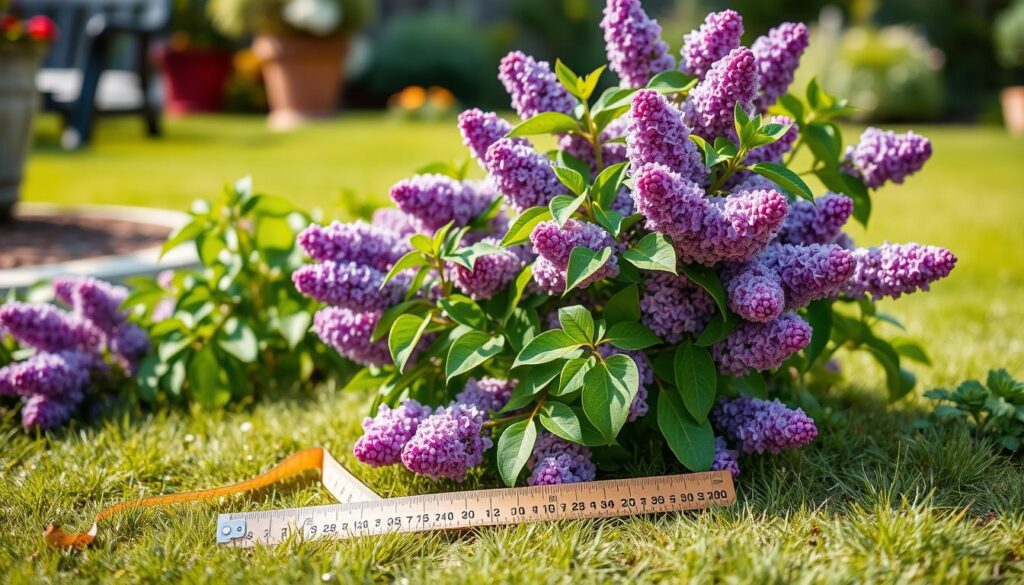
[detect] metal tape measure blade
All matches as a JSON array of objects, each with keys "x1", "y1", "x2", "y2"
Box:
[{"x1": 217, "y1": 470, "x2": 735, "y2": 547}]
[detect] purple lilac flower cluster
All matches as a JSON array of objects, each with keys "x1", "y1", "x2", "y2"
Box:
[
  {"x1": 530, "y1": 219, "x2": 620, "y2": 294},
  {"x1": 353, "y1": 377, "x2": 515, "y2": 481},
  {"x1": 0, "y1": 276, "x2": 150, "y2": 429},
  {"x1": 844, "y1": 243, "x2": 958, "y2": 300},
  {"x1": 527, "y1": 431, "x2": 597, "y2": 486},
  {"x1": 683, "y1": 47, "x2": 759, "y2": 140},
  {"x1": 457, "y1": 108, "x2": 517, "y2": 166},
  {"x1": 451, "y1": 238, "x2": 526, "y2": 301},
  {"x1": 295, "y1": 211, "x2": 415, "y2": 366},
  {"x1": 844, "y1": 127, "x2": 933, "y2": 189},
  {"x1": 711, "y1": 313, "x2": 812, "y2": 376},
  {"x1": 776, "y1": 193, "x2": 854, "y2": 246},
  {"x1": 711, "y1": 436, "x2": 741, "y2": 478},
  {"x1": 498, "y1": 51, "x2": 576, "y2": 119},
  {"x1": 713, "y1": 396, "x2": 818, "y2": 454},
  {"x1": 631, "y1": 162, "x2": 789, "y2": 266},
  {"x1": 680, "y1": 10, "x2": 744, "y2": 81},
  {"x1": 601, "y1": 0, "x2": 675, "y2": 88},
  {"x1": 390, "y1": 174, "x2": 493, "y2": 232},
  {"x1": 751, "y1": 22, "x2": 810, "y2": 111},
  {"x1": 640, "y1": 271, "x2": 716, "y2": 344},
  {"x1": 485, "y1": 138, "x2": 563, "y2": 212},
  {"x1": 626, "y1": 89, "x2": 703, "y2": 183}
]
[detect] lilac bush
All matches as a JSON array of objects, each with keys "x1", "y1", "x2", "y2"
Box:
[
  {"x1": 284, "y1": 2, "x2": 955, "y2": 487},
  {"x1": 0, "y1": 277, "x2": 149, "y2": 429}
]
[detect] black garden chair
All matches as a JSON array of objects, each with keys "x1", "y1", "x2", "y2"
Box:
[{"x1": 15, "y1": 0, "x2": 171, "y2": 149}]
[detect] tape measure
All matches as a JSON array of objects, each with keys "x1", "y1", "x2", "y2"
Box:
[
  {"x1": 43, "y1": 447, "x2": 735, "y2": 549},
  {"x1": 217, "y1": 471, "x2": 735, "y2": 547}
]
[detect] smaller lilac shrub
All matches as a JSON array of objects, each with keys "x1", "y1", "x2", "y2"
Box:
[{"x1": 0, "y1": 276, "x2": 149, "y2": 429}]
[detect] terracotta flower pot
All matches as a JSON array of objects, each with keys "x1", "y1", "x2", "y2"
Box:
[
  {"x1": 1002, "y1": 87, "x2": 1024, "y2": 136},
  {"x1": 159, "y1": 47, "x2": 234, "y2": 115},
  {"x1": 252, "y1": 35, "x2": 348, "y2": 131},
  {"x1": 0, "y1": 45, "x2": 43, "y2": 221}
]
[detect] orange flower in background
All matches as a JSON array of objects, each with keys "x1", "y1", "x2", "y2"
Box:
[
  {"x1": 392, "y1": 86, "x2": 427, "y2": 110},
  {"x1": 427, "y1": 86, "x2": 456, "y2": 109}
]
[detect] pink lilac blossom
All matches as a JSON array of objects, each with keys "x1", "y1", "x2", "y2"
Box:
[
  {"x1": 683, "y1": 47, "x2": 759, "y2": 140},
  {"x1": 297, "y1": 221, "x2": 407, "y2": 271},
  {"x1": 353, "y1": 399, "x2": 434, "y2": 467},
  {"x1": 485, "y1": 138, "x2": 563, "y2": 212},
  {"x1": 457, "y1": 108, "x2": 519, "y2": 165},
  {"x1": 0, "y1": 302, "x2": 101, "y2": 353},
  {"x1": 498, "y1": 51, "x2": 576, "y2": 119},
  {"x1": 527, "y1": 431, "x2": 596, "y2": 486},
  {"x1": 389, "y1": 174, "x2": 491, "y2": 231},
  {"x1": 451, "y1": 239, "x2": 524, "y2": 300},
  {"x1": 712, "y1": 396, "x2": 818, "y2": 454},
  {"x1": 631, "y1": 163, "x2": 788, "y2": 265},
  {"x1": 640, "y1": 271, "x2": 716, "y2": 344},
  {"x1": 0, "y1": 350, "x2": 90, "y2": 398},
  {"x1": 744, "y1": 116, "x2": 799, "y2": 165},
  {"x1": 722, "y1": 260, "x2": 785, "y2": 323},
  {"x1": 455, "y1": 377, "x2": 516, "y2": 413},
  {"x1": 751, "y1": 22, "x2": 809, "y2": 111},
  {"x1": 711, "y1": 436, "x2": 741, "y2": 478},
  {"x1": 401, "y1": 404, "x2": 492, "y2": 481},
  {"x1": 312, "y1": 307, "x2": 391, "y2": 367},
  {"x1": 759, "y1": 243, "x2": 856, "y2": 309},
  {"x1": 843, "y1": 127, "x2": 933, "y2": 190},
  {"x1": 597, "y1": 345, "x2": 652, "y2": 421},
  {"x1": 293, "y1": 261, "x2": 404, "y2": 312},
  {"x1": 844, "y1": 243, "x2": 957, "y2": 300},
  {"x1": 530, "y1": 219, "x2": 620, "y2": 289},
  {"x1": 601, "y1": 0, "x2": 675, "y2": 88},
  {"x1": 626, "y1": 89, "x2": 703, "y2": 182},
  {"x1": 20, "y1": 388, "x2": 84, "y2": 430},
  {"x1": 711, "y1": 313, "x2": 811, "y2": 375},
  {"x1": 776, "y1": 192, "x2": 854, "y2": 246},
  {"x1": 680, "y1": 10, "x2": 744, "y2": 81}
]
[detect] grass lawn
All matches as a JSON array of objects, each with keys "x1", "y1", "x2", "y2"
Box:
[{"x1": 3, "y1": 115, "x2": 1024, "y2": 583}]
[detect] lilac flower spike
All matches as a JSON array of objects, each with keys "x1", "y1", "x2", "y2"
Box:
[
  {"x1": 844, "y1": 243, "x2": 957, "y2": 300},
  {"x1": 640, "y1": 271, "x2": 716, "y2": 344},
  {"x1": 451, "y1": 239, "x2": 524, "y2": 301},
  {"x1": 712, "y1": 313, "x2": 811, "y2": 375},
  {"x1": 751, "y1": 22, "x2": 809, "y2": 111},
  {"x1": 631, "y1": 163, "x2": 788, "y2": 265},
  {"x1": 298, "y1": 221, "x2": 407, "y2": 271},
  {"x1": 371, "y1": 208, "x2": 419, "y2": 238},
  {"x1": 21, "y1": 389, "x2": 84, "y2": 430},
  {"x1": 0, "y1": 302, "x2": 100, "y2": 353},
  {"x1": 711, "y1": 436, "x2": 741, "y2": 478},
  {"x1": 292, "y1": 261, "x2": 404, "y2": 312},
  {"x1": 683, "y1": 47, "x2": 759, "y2": 140},
  {"x1": 777, "y1": 192, "x2": 854, "y2": 246},
  {"x1": 312, "y1": 307, "x2": 391, "y2": 367},
  {"x1": 0, "y1": 350, "x2": 90, "y2": 398},
  {"x1": 401, "y1": 404, "x2": 492, "y2": 481},
  {"x1": 53, "y1": 275, "x2": 128, "y2": 333},
  {"x1": 680, "y1": 10, "x2": 744, "y2": 81},
  {"x1": 457, "y1": 108, "x2": 518, "y2": 166},
  {"x1": 353, "y1": 399, "x2": 434, "y2": 467},
  {"x1": 627, "y1": 89, "x2": 703, "y2": 182},
  {"x1": 713, "y1": 396, "x2": 818, "y2": 454},
  {"x1": 389, "y1": 174, "x2": 491, "y2": 231},
  {"x1": 760, "y1": 243, "x2": 856, "y2": 309},
  {"x1": 530, "y1": 219, "x2": 620, "y2": 291},
  {"x1": 109, "y1": 323, "x2": 151, "y2": 374},
  {"x1": 723, "y1": 260, "x2": 785, "y2": 323},
  {"x1": 485, "y1": 138, "x2": 563, "y2": 212},
  {"x1": 498, "y1": 51, "x2": 576, "y2": 119},
  {"x1": 455, "y1": 377, "x2": 516, "y2": 413},
  {"x1": 844, "y1": 127, "x2": 933, "y2": 189},
  {"x1": 527, "y1": 432, "x2": 596, "y2": 486},
  {"x1": 601, "y1": 0, "x2": 675, "y2": 88}
]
